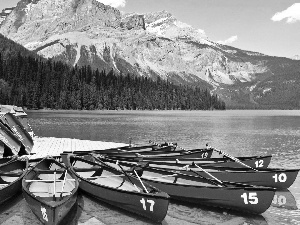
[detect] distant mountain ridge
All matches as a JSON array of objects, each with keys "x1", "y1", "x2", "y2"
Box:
[
  {"x1": 0, "y1": 7, "x2": 14, "y2": 25},
  {"x1": 1, "y1": 0, "x2": 300, "y2": 109}
]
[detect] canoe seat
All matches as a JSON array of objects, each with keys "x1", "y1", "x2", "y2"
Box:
[{"x1": 91, "y1": 174, "x2": 141, "y2": 192}]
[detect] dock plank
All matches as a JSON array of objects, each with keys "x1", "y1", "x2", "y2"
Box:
[{"x1": 29, "y1": 137, "x2": 127, "y2": 160}]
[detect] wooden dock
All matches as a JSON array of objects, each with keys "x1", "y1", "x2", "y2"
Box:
[{"x1": 29, "y1": 137, "x2": 128, "y2": 159}]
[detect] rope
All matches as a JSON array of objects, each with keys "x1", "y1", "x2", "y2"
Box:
[{"x1": 213, "y1": 148, "x2": 258, "y2": 171}]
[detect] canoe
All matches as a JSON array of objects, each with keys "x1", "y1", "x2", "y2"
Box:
[
  {"x1": 0, "y1": 157, "x2": 28, "y2": 205},
  {"x1": 67, "y1": 144, "x2": 176, "y2": 155},
  {"x1": 0, "y1": 113, "x2": 34, "y2": 154},
  {"x1": 68, "y1": 146, "x2": 213, "y2": 159},
  {"x1": 136, "y1": 163, "x2": 299, "y2": 189},
  {"x1": 92, "y1": 155, "x2": 275, "y2": 214},
  {"x1": 105, "y1": 155, "x2": 272, "y2": 169},
  {"x1": 61, "y1": 153, "x2": 170, "y2": 223},
  {"x1": 99, "y1": 148, "x2": 213, "y2": 160},
  {"x1": 22, "y1": 157, "x2": 79, "y2": 225},
  {"x1": 0, "y1": 121, "x2": 22, "y2": 156},
  {"x1": 0, "y1": 156, "x2": 18, "y2": 166}
]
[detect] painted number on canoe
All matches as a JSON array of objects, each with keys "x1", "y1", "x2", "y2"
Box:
[
  {"x1": 140, "y1": 198, "x2": 155, "y2": 211},
  {"x1": 201, "y1": 152, "x2": 209, "y2": 158},
  {"x1": 41, "y1": 206, "x2": 48, "y2": 222},
  {"x1": 272, "y1": 173, "x2": 287, "y2": 182},
  {"x1": 255, "y1": 160, "x2": 264, "y2": 168},
  {"x1": 241, "y1": 192, "x2": 258, "y2": 204},
  {"x1": 272, "y1": 194, "x2": 287, "y2": 206}
]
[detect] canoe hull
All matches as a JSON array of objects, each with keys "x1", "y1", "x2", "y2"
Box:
[
  {"x1": 107, "y1": 149, "x2": 213, "y2": 161},
  {"x1": 23, "y1": 189, "x2": 77, "y2": 225},
  {"x1": 174, "y1": 168, "x2": 299, "y2": 189},
  {"x1": 0, "y1": 159, "x2": 28, "y2": 205},
  {"x1": 62, "y1": 153, "x2": 169, "y2": 222},
  {"x1": 0, "y1": 122, "x2": 21, "y2": 155},
  {"x1": 142, "y1": 178, "x2": 275, "y2": 214},
  {"x1": 146, "y1": 155, "x2": 272, "y2": 169},
  {"x1": 79, "y1": 179, "x2": 169, "y2": 222},
  {"x1": 0, "y1": 113, "x2": 33, "y2": 154},
  {"x1": 22, "y1": 158, "x2": 79, "y2": 225}
]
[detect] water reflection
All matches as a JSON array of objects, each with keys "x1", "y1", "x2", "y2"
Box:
[{"x1": 271, "y1": 189, "x2": 298, "y2": 210}]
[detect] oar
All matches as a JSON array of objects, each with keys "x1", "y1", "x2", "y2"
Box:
[
  {"x1": 191, "y1": 162, "x2": 225, "y2": 186},
  {"x1": 53, "y1": 171, "x2": 56, "y2": 199},
  {"x1": 174, "y1": 145, "x2": 191, "y2": 153},
  {"x1": 133, "y1": 169, "x2": 149, "y2": 193},
  {"x1": 213, "y1": 148, "x2": 258, "y2": 171},
  {"x1": 176, "y1": 159, "x2": 225, "y2": 187},
  {"x1": 92, "y1": 156, "x2": 141, "y2": 192},
  {"x1": 115, "y1": 160, "x2": 149, "y2": 193},
  {"x1": 60, "y1": 170, "x2": 68, "y2": 198}
]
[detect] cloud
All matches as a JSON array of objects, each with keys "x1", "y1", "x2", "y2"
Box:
[
  {"x1": 96, "y1": 0, "x2": 126, "y2": 8},
  {"x1": 217, "y1": 35, "x2": 238, "y2": 45},
  {"x1": 271, "y1": 3, "x2": 300, "y2": 23}
]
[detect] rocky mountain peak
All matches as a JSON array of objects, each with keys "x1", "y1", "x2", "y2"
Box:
[
  {"x1": 1, "y1": 0, "x2": 300, "y2": 109},
  {"x1": 143, "y1": 10, "x2": 208, "y2": 43},
  {"x1": 0, "y1": 7, "x2": 14, "y2": 25},
  {"x1": 121, "y1": 13, "x2": 145, "y2": 30},
  {"x1": 0, "y1": 0, "x2": 122, "y2": 43}
]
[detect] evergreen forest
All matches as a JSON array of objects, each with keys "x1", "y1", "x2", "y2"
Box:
[{"x1": 0, "y1": 35, "x2": 225, "y2": 110}]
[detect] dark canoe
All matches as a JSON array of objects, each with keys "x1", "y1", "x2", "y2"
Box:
[
  {"x1": 0, "y1": 121, "x2": 22, "y2": 156},
  {"x1": 61, "y1": 153, "x2": 169, "y2": 223},
  {"x1": 0, "y1": 157, "x2": 28, "y2": 204},
  {"x1": 271, "y1": 189, "x2": 298, "y2": 210},
  {"x1": 22, "y1": 157, "x2": 79, "y2": 225},
  {"x1": 139, "y1": 155, "x2": 273, "y2": 169},
  {"x1": 96, "y1": 157, "x2": 275, "y2": 214},
  {"x1": 101, "y1": 148, "x2": 213, "y2": 160},
  {"x1": 0, "y1": 157, "x2": 17, "y2": 166},
  {"x1": 0, "y1": 113, "x2": 34, "y2": 154},
  {"x1": 67, "y1": 144, "x2": 175, "y2": 155},
  {"x1": 149, "y1": 166, "x2": 299, "y2": 189}
]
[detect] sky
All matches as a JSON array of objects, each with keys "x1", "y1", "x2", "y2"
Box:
[{"x1": 0, "y1": 0, "x2": 299, "y2": 58}]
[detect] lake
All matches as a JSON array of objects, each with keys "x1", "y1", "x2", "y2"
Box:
[{"x1": 1, "y1": 110, "x2": 299, "y2": 224}]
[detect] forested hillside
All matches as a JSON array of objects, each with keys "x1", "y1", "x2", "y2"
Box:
[{"x1": 0, "y1": 51, "x2": 225, "y2": 110}]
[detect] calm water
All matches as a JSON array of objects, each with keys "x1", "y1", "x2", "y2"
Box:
[{"x1": 1, "y1": 110, "x2": 299, "y2": 225}]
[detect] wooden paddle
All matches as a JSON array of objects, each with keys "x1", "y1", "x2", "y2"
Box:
[
  {"x1": 176, "y1": 159, "x2": 225, "y2": 187},
  {"x1": 115, "y1": 160, "x2": 149, "y2": 193},
  {"x1": 60, "y1": 170, "x2": 68, "y2": 198},
  {"x1": 191, "y1": 162, "x2": 224, "y2": 187},
  {"x1": 92, "y1": 155, "x2": 142, "y2": 193}
]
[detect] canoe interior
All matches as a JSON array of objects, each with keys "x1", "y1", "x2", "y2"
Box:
[
  {"x1": 23, "y1": 158, "x2": 78, "y2": 202},
  {"x1": 22, "y1": 158, "x2": 79, "y2": 225},
  {"x1": 64, "y1": 154, "x2": 170, "y2": 223},
  {"x1": 72, "y1": 157, "x2": 158, "y2": 193}
]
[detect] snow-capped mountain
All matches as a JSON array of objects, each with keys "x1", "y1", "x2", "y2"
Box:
[{"x1": 1, "y1": 0, "x2": 300, "y2": 108}]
